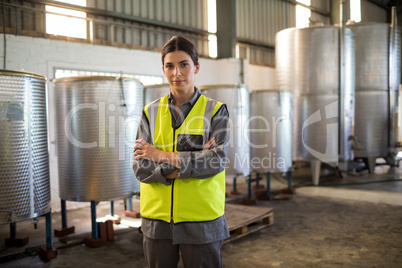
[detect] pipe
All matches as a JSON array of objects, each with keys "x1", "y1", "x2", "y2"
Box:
[
  {"x1": 389, "y1": 6, "x2": 398, "y2": 154},
  {"x1": 338, "y1": 0, "x2": 350, "y2": 162}
]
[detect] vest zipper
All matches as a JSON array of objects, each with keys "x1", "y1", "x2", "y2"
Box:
[{"x1": 171, "y1": 128, "x2": 176, "y2": 222}]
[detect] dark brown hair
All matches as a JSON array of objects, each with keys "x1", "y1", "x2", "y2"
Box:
[{"x1": 161, "y1": 36, "x2": 199, "y2": 66}]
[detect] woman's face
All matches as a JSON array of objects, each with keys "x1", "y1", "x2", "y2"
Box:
[{"x1": 162, "y1": 50, "x2": 199, "y2": 95}]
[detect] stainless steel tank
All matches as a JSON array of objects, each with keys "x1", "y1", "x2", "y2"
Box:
[
  {"x1": 200, "y1": 85, "x2": 250, "y2": 177},
  {"x1": 144, "y1": 84, "x2": 170, "y2": 104},
  {"x1": 276, "y1": 26, "x2": 354, "y2": 165},
  {"x1": 0, "y1": 70, "x2": 50, "y2": 223},
  {"x1": 250, "y1": 90, "x2": 292, "y2": 173},
  {"x1": 348, "y1": 23, "x2": 401, "y2": 160},
  {"x1": 354, "y1": 91, "x2": 388, "y2": 157},
  {"x1": 54, "y1": 76, "x2": 143, "y2": 202}
]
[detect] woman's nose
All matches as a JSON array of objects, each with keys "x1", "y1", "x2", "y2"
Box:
[{"x1": 174, "y1": 67, "x2": 181, "y2": 76}]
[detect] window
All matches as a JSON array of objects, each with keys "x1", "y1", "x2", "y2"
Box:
[
  {"x1": 296, "y1": 0, "x2": 311, "y2": 28},
  {"x1": 54, "y1": 68, "x2": 164, "y2": 86},
  {"x1": 46, "y1": 0, "x2": 87, "y2": 39},
  {"x1": 350, "y1": 0, "x2": 361, "y2": 23},
  {"x1": 207, "y1": 0, "x2": 217, "y2": 58}
]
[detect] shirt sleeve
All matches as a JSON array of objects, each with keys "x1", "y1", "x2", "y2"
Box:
[
  {"x1": 178, "y1": 105, "x2": 230, "y2": 179},
  {"x1": 132, "y1": 111, "x2": 177, "y2": 185}
]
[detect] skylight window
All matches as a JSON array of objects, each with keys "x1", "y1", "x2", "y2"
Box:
[
  {"x1": 296, "y1": 0, "x2": 311, "y2": 28},
  {"x1": 207, "y1": 0, "x2": 217, "y2": 58},
  {"x1": 46, "y1": 0, "x2": 87, "y2": 39},
  {"x1": 350, "y1": 0, "x2": 361, "y2": 23}
]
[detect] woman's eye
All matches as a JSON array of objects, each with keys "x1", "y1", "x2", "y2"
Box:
[
  {"x1": 181, "y1": 63, "x2": 189, "y2": 67},
  {"x1": 165, "y1": 65, "x2": 173, "y2": 69}
]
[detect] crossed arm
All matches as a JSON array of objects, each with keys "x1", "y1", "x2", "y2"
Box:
[
  {"x1": 132, "y1": 106, "x2": 229, "y2": 184},
  {"x1": 134, "y1": 137, "x2": 216, "y2": 179}
]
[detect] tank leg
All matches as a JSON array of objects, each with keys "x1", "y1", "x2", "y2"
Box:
[
  {"x1": 266, "y1": 172, "x2": 271, "y2": 197},
  {"x1": 91, "y1": 201, "x2": 98, "y2": 240},
  {"x1": 110, "y1": 201, "x2": 114, "y2": 216},
  {"x1": 10, "y1": 222, "x2": 16, "y2": 239},
  {"x1": 281, "y1": 171, "x2": 296, "y2": 195},
  {"x1": 255, "y1": 172, "x2": 272, "y2": 200},
  {"x1": 242, "y1": 174, "x2": 257, "y2": 205},
  {"x1": 366, "y1": 157, "x2": 376, "y2": 174},
  {"x1": 287, "y1": 171, "x2": 292, "y2": 190},
  {"x1": 40, "y1": 211, "x2": 58, "y2": 260},
  {"x1": 124, "y1": 196, "x2": 141, "y2": 218},
  {"x1": 106, "y1": 201, "x2": 121, "y2": 224},
  {"x1": 5, "y1": 222, "x2": 29, "y2": 247},
  {"x1": 123, "y1": 199, "x2": 127, "y2": 211},
  {"x1": 128, "y1": 198, "x2": 133, "y2": 211},
  {"x1": 84, "y1": 201, "x2": 103, "y2": 248},
  {"x1": 311, "y1": 160, "x2": 321, "y2": 186},
  {"x1": 253, "y1": 172, "x2": 265, "y2": 190},
  {"x1": 54, "y1": 199, "x2": 75, "y2": 237},
  {"x1": 230, "y1": 176, "x2": 239, "y2": 195}
]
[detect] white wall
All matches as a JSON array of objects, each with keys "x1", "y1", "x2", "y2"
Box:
[{"x1": 2, "y1": 34, "x2": 277, "y2": 212}]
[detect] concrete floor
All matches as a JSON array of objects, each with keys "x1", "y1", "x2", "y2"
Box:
[{"x1": 1, "y1": 163, "x2": 402, "y2": 268}]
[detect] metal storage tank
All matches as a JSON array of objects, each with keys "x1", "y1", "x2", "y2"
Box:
[
  {"x1": 144, "y1": 84, "x2": 170, "y2": 104},
  {"x1": 276, "y1": 26, "x2": 354, "y2": 185},
  {"x1": 200, "y1": 85, "x2": 251, "y2": 177},
  {"x1": 348, "y1": 22, "x2": 401, "y2": 173},
  {"x1": 0, "y1": 70, "x2": 50, "y2": 224},
  {"x1": 249, "y1": 90, "x2": 293, "y2": 173},
  {"x1": 54, "y1": 76, "x2": 143, "y2": 202}
]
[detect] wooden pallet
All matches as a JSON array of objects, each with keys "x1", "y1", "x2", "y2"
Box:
[{"x1": 224, "y1": 204, "x2": 273, "y2": 244}]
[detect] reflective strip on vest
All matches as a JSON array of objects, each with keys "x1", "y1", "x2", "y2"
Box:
[{"x1": 140, "y1": 94, "x2": 226, "y2": 223}]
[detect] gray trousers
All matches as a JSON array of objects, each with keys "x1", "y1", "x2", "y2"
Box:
[{"x1": 143, "y1": 236, "x2": 224, "y2": 268}]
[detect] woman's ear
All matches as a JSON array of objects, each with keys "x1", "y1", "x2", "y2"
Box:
[{"x1": 195, "y1": 63, "x2": 200, "y2": 74}]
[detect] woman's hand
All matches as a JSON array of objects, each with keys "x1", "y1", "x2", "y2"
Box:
[
  {"x1": 164, "y1": 170, "x2": 178, "y2": 179},
  {"x1": 134, "y1": 139, "x2": 164, "y2": 162},
  {"x1": 164, "y1": 137, "x2": 215, "y2": 180},
  {"x1": 203, "y1": 137, "x2": 216, "y2": 150},
  {"x1": 134, "y1": 139, "x2": 181, "y2": 168}
]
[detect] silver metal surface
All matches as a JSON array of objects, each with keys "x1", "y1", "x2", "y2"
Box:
[
  {"x1": 249, "y1": 90, "x2": 292, "y2": 173},
  {"x1": 339, "y1": 17, "x2": 356, "y2": 162},
  {"x1": 200, "y1": 85, "x2": 251, "y2": 177},
  {"x1": 354, "y1": 91, "x2": 389, "y2": 158},
  {"x1": 348, "y1": 23, "x2": 401, "y2": 157},
  {"x1": 292, "y1": 94, "x2": 339, "y2": 165},
  {"x1": 144, "y1": 84, "x2": 170, "y2": 104},
  {"x1": 295, "y1": 26, "x2": 340, "y2": 95},
  {"x1": 0, "y1": 70, "x2": 50, "y2": 223},
  {"x1": 348, "y1": 23, "x2": 396, "y2": 92},
  {"x1": 275, "y1": 28, "x2": 297, "y2": 93},
  {"x1": 54, "y1": 76, "x2": 143, "y2": 202},
  {"x1": 276, "y1": 26, "x2": 354, "y2": 165}
]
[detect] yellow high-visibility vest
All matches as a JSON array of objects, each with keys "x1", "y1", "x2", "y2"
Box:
[{"x1": 140, "y1": 94, "x2": 226, "y2": 223}]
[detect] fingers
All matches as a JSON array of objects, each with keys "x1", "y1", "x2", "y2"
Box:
[
  {"x1": 203, "y1": 137, "x2": 216, "y2": 150},
  {"x1": 134, "y1": 139, "x2": 148, "y2": 150}
]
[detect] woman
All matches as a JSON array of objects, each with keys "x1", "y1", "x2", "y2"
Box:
[{"x1": 133, "y1": 36, "x2": 230, "y2": 268}]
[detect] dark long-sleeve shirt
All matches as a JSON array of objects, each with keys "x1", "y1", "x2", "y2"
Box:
[{"x1": 133, "y1": 87, "x2": 230, "y2": 244}]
